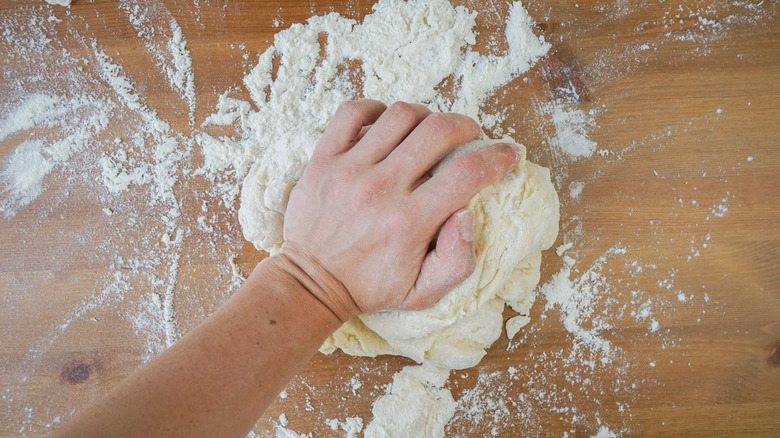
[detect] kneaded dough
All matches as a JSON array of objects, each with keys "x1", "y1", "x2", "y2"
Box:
[{"x1": 239, "y1": 137, "x2": 559, "y2": 370}]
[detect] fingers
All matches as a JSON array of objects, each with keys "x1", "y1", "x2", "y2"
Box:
[
  {"x1": 402, "y1": 210, "x2": 476, "y2": 310},
  {"x1": 413, "y1": 142, "x2": 521, "y2": 224},
  {"x1": 349, "y1": 102, "x2": 431, "y2": 163},
  {"x1": 387, "y1": 112, "x2": 483, "y2": 186},
  {"x1": 315, "y1": 100, "x2": 388, "y2": 157}
]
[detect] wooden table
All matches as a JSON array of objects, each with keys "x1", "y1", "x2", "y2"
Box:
[{"x1": 1, "y1": 0, "x2": 778, "y2": 436}]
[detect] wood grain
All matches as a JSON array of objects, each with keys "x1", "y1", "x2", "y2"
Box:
[{"x1": 1, "y1": 0, "x2": 778, "y2": 436}]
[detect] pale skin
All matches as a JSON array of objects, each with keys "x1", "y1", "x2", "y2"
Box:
[{"x1": 52, "y1": 100, "x2": 521, "y2": 438}]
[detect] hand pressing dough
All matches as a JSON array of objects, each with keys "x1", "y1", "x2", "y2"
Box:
[{"x1": 239, "y1": 137, "x2": 559, "y2": 370}]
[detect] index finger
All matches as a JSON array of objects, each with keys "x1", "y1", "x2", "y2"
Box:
[{"x1": 412, "y1": 142, "x2": 522, "y2": 225}]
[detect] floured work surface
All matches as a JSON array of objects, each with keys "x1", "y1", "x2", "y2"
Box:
[{"x1": 1, "y1": 1, "x2": 779, "y2": 437}]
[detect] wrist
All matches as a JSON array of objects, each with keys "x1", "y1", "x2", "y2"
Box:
[{"x1": 264, "y1": 243, "x2": 360, "y2": 323}]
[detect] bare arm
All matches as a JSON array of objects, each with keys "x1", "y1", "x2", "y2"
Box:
[
  {"x1": 52, "y1": 257, "x2": 340, "y2": 437},
  {"x1": 52, "y1": 100, "x2": 520, "y2": 438}
]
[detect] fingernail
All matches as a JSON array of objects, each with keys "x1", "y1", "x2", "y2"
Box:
[{"x1": 457, "y1": 209, "x2": 474, "y2": 242}]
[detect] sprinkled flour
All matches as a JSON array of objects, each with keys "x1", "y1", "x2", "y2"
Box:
[
  {"x1": 364, "y1": 365, "x2": 455, "y2": 438},
  {"x1": 540, "y1": 247, "x2": 627, "y2": 360},
  {"x1": 0, "y1": 0, "x2": 769, "y2": 436},
  {"x1": 198, "y1": 0, "x2": 550, "y2": 189},
  {"x1": 546, "y1": 102, "x2": 599, "y2": 159}
]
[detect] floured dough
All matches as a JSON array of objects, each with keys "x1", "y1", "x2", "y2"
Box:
[
  {"x1": 363, "y1": 364, "x2": 454, "y2": 438},
  {"x1": 239, "y1": 137, "x2": 559, "y2": 370}
]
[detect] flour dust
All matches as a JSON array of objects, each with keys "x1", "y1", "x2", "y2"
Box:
[{"x1": 0, "y1": 0, "x2": 771, "y2": 436}]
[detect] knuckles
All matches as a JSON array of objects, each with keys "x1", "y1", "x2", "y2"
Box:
[
  {"x1": 452, "y1": 153, "x2": 488, "y2": 183},
  {"x1": 336, "y1": 100, "x2": 363, "y2": 123},
  {"x1": 387, "y1": 101, "x2": 428, "y2": 127},
  {"x1": 421, "y1": 112, "x2": 457, "y2": 138},
  {"x1": 422, "y1": 112, "x2": 480, "y2": 144}
]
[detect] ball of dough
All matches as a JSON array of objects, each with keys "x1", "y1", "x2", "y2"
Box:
[{"x1": 239, "y1": 137, "x2": 559, "y2": 370}]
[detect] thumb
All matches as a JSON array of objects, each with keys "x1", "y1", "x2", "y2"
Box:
[{"x1": 402, "y1": 209, "x2": 477, "y2": 310}]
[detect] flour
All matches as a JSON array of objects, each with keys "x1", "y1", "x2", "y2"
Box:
[
  {"x1": 539, "y1": 247, "x2": 627, "y2": 360},
  {"x1": 0, "y1": 0, "x2": 207, "y2": 381},
  {"x1": 0, "y1": 0, "x2": 757, "y2": 435},
  {"x1": 0, "y1": 93, "x2": 113, "y2": 218},
  {"x1": 591, "y1": 426, "x2": 618, "y2": 438},
  {"x1": 274, "y1": 426, "x2": 310, "y2": 438},
  {"x1": 546, "y1": 102, "x2": 598, "y2": 159},
  {"x1": 0, "y1": 141, "x2": 54, "y2": 216},
  {"x1": 201, "y1": 0, "x2": 550, "y2": 184},
  {"x1": 100, "y1": 155, "x2": 149, "y2": 193},
  {"x1": 119, "y1": 0, "x2": 197, "y2": 125},
  {"x1": 44, "y1": 0, "x2": 71, "y2": 6},
  {"x1": 556, "y1": 242, "x2": 573, "y2": 256},
  {"x1": 364, "y1": 365, "x2": 455, "y2": 438},
  {"x1": 325, "y1": 416, "x2": 363, "y2": 438},
  {"x1": 569, "y1": 181, "x2": 585, "y2": 199},
  {"x1": 0, "y1": 93, "x2": 62, "y2": 142}
]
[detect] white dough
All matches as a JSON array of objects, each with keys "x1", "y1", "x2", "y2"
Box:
[
  {"x1": 363, "y1": 364, "x2": 454, "y2": 438},
  {"x1": 239, "y1": 137, "x2": 560, "y2": 370}
]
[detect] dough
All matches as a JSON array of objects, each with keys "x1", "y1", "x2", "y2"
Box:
[
  {"x1": 363, "y1": 364, "x2": 454, "y2": 438},
  {"x1": 239, "y1": 137, "x2": 560, "y2": 370}
]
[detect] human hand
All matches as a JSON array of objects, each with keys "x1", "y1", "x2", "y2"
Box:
[{"x1": 278, "y1": 100, "x2": 521, "y2": 321}]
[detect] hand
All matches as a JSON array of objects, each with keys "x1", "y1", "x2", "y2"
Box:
[{"x1": 278, "y1": 100, "x2": 521, "y2": 321}]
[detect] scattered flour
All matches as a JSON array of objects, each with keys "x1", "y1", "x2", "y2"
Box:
[
  {"x1": 119, "y1": 0, "x2": 197, "y2": 125},
  {"x1": 547, "y1": 102, "x2": 598, "y2": 159},
  {"x1": 44, "y1": 0, "x2": 71, "y2": 6},
  {"x1": 569, "y1": 181, "x2": 586, "y2": 199},
  {"x1": 199, "y1": 0, "x2": 550, "y2": 184},
  {"x1": 556, "y1": 241, "x2": 574, "y2": 256},
  {"x1": 274, "y1": 425, "x2": 310, "y2": 438},
  {"x1": 538, "y1": 248, "x2": 628, "y2": 360},
  {"x1": 0, "y1": 0, "x2": 759, "y2": 436},
  {"x1": 0, "y1": 140, "x2": 54, "y2": 216},
  {"x1": 364, "y1": 365, "x2": 455, "y2": 438},
  {"x1": 325, "y1": 416, "x2": 364, "y2": 438},
  {"x1": 0, "y1": 93, "x2": 113, "y2": 218},
  {"x1": 591, "y1": 425, "x2": 619, "y2": 438},
  {"x1": 0, "y1": 93, "x2": 63, "y2": 142}
]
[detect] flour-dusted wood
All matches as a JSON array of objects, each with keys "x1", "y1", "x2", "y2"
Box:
[{"x1": 0, "y1": 1, "x2": 779, "y2": 437}]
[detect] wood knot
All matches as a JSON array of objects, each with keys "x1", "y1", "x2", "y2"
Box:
[
  {"x1": 769, "y1": 341, "x2": 780, "y2": 368},
  {"x1": 64, "y1": 363, "x2": 91, "y2": 384},
  {"x1": 534, "y1": 22, "x2": 553, "y2": 33}
]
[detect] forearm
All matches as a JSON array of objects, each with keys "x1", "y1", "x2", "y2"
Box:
[{"x1": 53, "y1": 254, "x2": 342, "y2": 438}]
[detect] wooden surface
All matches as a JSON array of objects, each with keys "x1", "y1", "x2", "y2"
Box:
[{"x1": 1, "y1": 0, "x2": 779, "y2": 436}]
